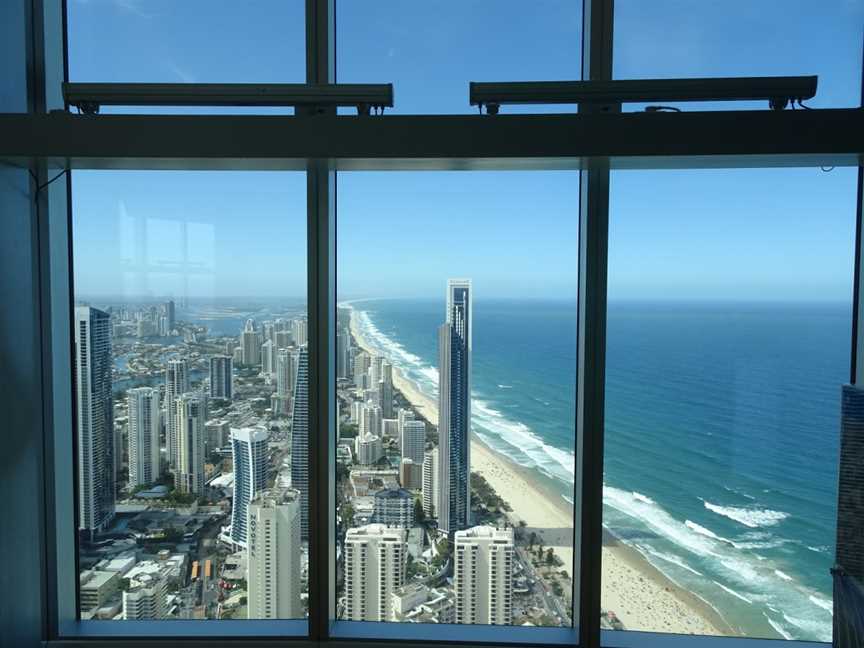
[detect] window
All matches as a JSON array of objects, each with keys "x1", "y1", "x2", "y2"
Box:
[
  {"x1": 70, "y1": 171, "x2": 308, "y2": 624},
  {"x1": 602, "y1": 167, "x2": 858, "y2": 640},
  {"x1": 336, "y1": 171, "x2": 580, "y2": 632},
  {"x1": 337, "y1": 0, "x2": 582, "y2": 114}
]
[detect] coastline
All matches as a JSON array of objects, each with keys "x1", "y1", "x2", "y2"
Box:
[{"x1": 348, "y1": 307, "x2": 731, "y2": 636}]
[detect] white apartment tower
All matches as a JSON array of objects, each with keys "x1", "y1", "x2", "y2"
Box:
[
  {"x1": 260, "y1": 339, "x2": 275, "y2": 375},
  {"x1": 164, "y1": 357, "x2": 190, "y2": 471},
  {"x1": 74, "y1": 306, "x2": 115, "y2": 534},
  {"x1": 122, "y1": 575, "x2": 168, "y2": 620},
  {"x1": 292, "y1": 318, "x2": 308, "y2": 346},
  {"x1": 454, "y1": 526, "x2": 514, "y2": 625},
  {"x1": 241, "y1": 319, "x2": 262, "y2": 366},
  {"x1": 247, "y1": 488, "x2": 303, "y2": 619},
  {"x1": 379, "y1": 361, "x2": 394, "y2": 418},
  {"x1": 400, "y1": 419, "x2": 426, "y2": 466},
  {"x1": 344, "y1": 524, "x2": 407, "y2": 621},
  {"x1": 176, "y1": 392, "x2": 206, "y2": 494},
  {"x1": 127, "y1": 387, "x2": 161, "y2": 488},
  {"x1": 230, "y1": 427, "x2": 269, "y2": 547}
]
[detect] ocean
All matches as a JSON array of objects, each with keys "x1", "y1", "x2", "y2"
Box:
[{"x1": 348, "y1": 297, "x2": 847, "y2": 641}]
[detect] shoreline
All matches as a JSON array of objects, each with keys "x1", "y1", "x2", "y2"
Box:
[{"x1": 348, "y1": 307, "x2": 731, "y2": 636}]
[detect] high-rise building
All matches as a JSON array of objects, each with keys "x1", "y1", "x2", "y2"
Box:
[
  {"x1": 359, "y1": 402, "x2": 382, "y2": 439},
  {"x1": 261, "y1": 339, "x2": 276, "y2": 375},
  {"x1": 274, "y1": 329, "x2": 292, "y2": 349},
  {"x1": 291, "y1": 346, "x2": 309, "y2": 539},
  {"x1": 74, "y1": 306, "x2": 115, "y2": 534},
  {"x1": 401, "y1": 419, "x2": 426, "y2": 466},
  {"x1": 344, "y1": 524, "x2": 407, "y2": 621},
  {"x1": 205, "y1": 419, "x2": 230, "y2": 454},
  {"x1": 454, "y1": 526, "x2": 514, "y2": 625},
  {"x1": 164, "y1": 300, "x2": 175, "y2": 331},
  {"x1": 122, "y1": 574, "x2": 168, "y2": 620},
  {"x1": 422, "y1": 447, "x2": 439, "y2": 518},
  {"x1": 209, "y1": 355, "x2": 233, "y2": 400},
  {"x1": 127, "y1": 387, "x2": 161, "y2": 488},
  {"x1": 248, "y1": 488, "x2": 303, "y2": 619},
  {"x1": 400, "y1": 458, "x2": 422, "y2": 490},
  {"x1": 355, "y1": 433, "x2": 383, "y2": 465},
  {"x1": 397, "y1": 408, "x2": 415, "y2": 435},
  {"x1": 337, "y1": 329, "x2": 351, "y2": 379},
  {"x1": 164, "y1": 358, "x2": 190, "y2": 471},
  {"x1": 276, "y1": 348, "x2": 295, "y2": 397},
  {"x1": 230, "y1": 427, "x2": 269, "y2": 547},
  {"x1": 380, "y1": 361, "x2": 394, "y2": 418},
  {"x1": 292, "y1": 318, "x2": 308, "y2": 347},
  {"x1": 438, "y1": 279, "x2": 472, "y2": 535},
  {"x1": 176, "y1": 392, "x2": 206, "y2": 494},
  {"x1": 373, "y1": 488, "x2": 414, "y2": 527},
  {"x1": 353, "y1": 351, "x2": 370, "y2": 389},
  {"x1": 241, "y1": 319, "x2": 262, "y2": 366}
]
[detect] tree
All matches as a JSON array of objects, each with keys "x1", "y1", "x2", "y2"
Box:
[{"x1": 414, "y1": 497, "x2": 425, "y2": 523}]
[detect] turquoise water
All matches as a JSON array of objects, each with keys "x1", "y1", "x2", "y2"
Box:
[{"x1": 349, "y1": 298, "x2": 847, "y2": 641}]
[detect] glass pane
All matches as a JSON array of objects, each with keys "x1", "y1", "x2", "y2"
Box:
[
  {"x1": 337, "y1": 1, "x2": 582, "y2": 114},
  {"x1": 67, "y1": 0, "x2": 305, "y2": 115},
  {"x1": 602, "y1": 167, "x2": 857, "y2": 640},
  {"x1": 336, "y1": 172, "x2": 580, "y2": 632},
  {"x1": 614, "y1": 1, "x2": 863, "y2": 110},
  {"x1": 71, "y1": 171, "x2": 308, "y2": 623}
]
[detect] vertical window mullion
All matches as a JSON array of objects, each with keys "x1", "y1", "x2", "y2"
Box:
[
  {"x1": 577, "y1": 2, "x2": 614, "y2": 648},
  {"x1": 306, "y1": 0, "x2": 336, "y2": 642}
]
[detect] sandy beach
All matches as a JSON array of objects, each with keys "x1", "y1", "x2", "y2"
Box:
[{"x1": 348, "y1": 309, "x2": 731, "y2": 636}]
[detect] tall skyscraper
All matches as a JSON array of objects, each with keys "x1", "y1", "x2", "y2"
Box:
[
  {"x1": 337, "y1": 329, "x2": 351, "y2": 379},
  {"x1": 291, "y1": 346, "x2": 309, "y2": 539},
  {"x1": 438, "y1": 278, "x2": 472, "y2": 534},
  {"x1": 359, "y1": 402, "x2": 382, "y2": 439},
  {"x1": 176, "y1": 392, "x2": 206, "y2": 494},
  {"x1": 127, "y1": 387, "x2": 161, "y2": 488},
  {"x1": 241, "y1": 319, "x2": 262, "y2": 366},
  {"x1": 230, "y1": 427, "x2": 269, "y2": 547},
  {"x1": 261, "y1": 339, "x2": 275, "y2": 375},
  {"x1": 164, "y1": 300, "x2": 175, "y2": 331},
  {"x1": 74, "y1": 306, "x2": 115, "y2": 534},
  {"x1": 165, "y1": 358, "x2": 190, "y2": 471},
  {"x1": 454, "y1": 526, "x2": 514, "y2": 625},
  {"x1": 380, "y1": 360, "x2": 394, "y2": 418},
  {"x1": 276, "y1": 348, "x2": 295, "y2": 397},
  {"x1": 401, "y1": 419, "x2": 426, "y2": 466},
  {"x1": 274, "y1": 329, "x2": 292, "y2": 350},
  {"x1": 422, "y1": 447, "x2": 439, "y2": 518},
  {"x1": 247, "y1": 488, "x2": 303, "y2": 619},
  {"x1": 353, "y1": 351, "x2": 370, "y2": 389},
  {"x1": 344, "y1": 524, "x2": 407, "y2": 621},
  {"x1": 209, "y1": 355, "x2": 233, "y2": 400}
]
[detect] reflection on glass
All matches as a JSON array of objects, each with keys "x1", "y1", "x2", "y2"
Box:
[
  {"x1": 335, "y1": 172, "x2": 579, "y2": 627},
  {"x1": 602, "y1": 168, "x2": 857, "y2": 640},
  {"x1": 72, "y1": 171, "x2": 307, "y2": 621}
]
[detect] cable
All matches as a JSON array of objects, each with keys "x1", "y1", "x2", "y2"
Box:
[
  {"x1": 28, "y1": 168, "x2": 69, "y2": 197},
  {"x1": 796, "y1": 99, "x2": 814, "y2": 110}
]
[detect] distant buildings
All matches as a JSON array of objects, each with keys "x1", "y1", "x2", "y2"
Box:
[
  {"x1": 355, "y1": 433, "x2": 383, "y2": 466},
  {"x1": 248, "y1": 488, "x2": 302, "y2": 619},
  {"x1": 454, "y1": 526, "x2": 514, "y2": 625},
  {"x1": 127, "y1": 387, "x2": 161, "y2": 488},
  {"x1": 373, "y1": 488, "x2": 414, "y2": 527},
  {"x1": 229, "y1": 427, "x2": 269, "y2": 547},
  {"x1": 380, "y1": 361, "x2": 394, "y2": 418},
  {"x1": 292, "y1": 318, "x2": 308, "y2": 347},
  {"x1": 165, "y1": 358, "x2": 190, "y2": 472},
  {"x1": 337, "y1": 329, "x2": 351, "y2": 379},
  {"x1": 344, "y1": 524, "x2": 407, "y2": 621},
  {"x1": 359, "y1": 402, "x2": 382, "y2": 438},
  {"x1": 175, "y1": 392, "x2": 206, "y2": 494},
  {"x1": 208, "y1": 355, "x2": 233, "y2": 400},
  {"x1": 438, "y1": 279, "x2": 472, "y2": 535},
  {"x1": 74, "y1": 306, "x2": 115, "y2": 534},
  {"x1": 261, "y1": 339, "x2": 275, "y2": 375},
  {"x1": 837, "y1": 384, "x2": 864, "y2": 582},
  {"x1": 422, "y1": 447, "x2": 439, "y2": 518},
  {"x1": 274, "y1": 347, "x2": 295, "y2": 416},
  {"x1": 291, "y1": 346, "x2": 309, "y2": 539},
  {"x1": 400, "y1": 458, "x2": 422, "y2": 491},
  {"x1": 241, "y1": 319, "x2": 261, "y2": 366}
]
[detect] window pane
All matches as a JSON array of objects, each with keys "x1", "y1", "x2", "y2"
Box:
[
  {"x1": 614, "y1": 1, "x2": 863, "y2": 110},
  {"x1": 602, "y1": 167, "x2": 857, "y2": 640},
  {"x1": 72, "y1": 171, "x2": 308, "y2": 623},
  {"x1": 337, "y1": 1, "x2": 581, "y2": 114},
  {"x1": 336, "y1": 172, "x2": 579, "y2": 632}
]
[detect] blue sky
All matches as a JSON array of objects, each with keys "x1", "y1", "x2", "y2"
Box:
[{"x1": 69, "y1": 0, "x2": 863, "y2": 300}]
